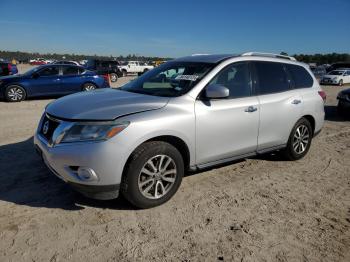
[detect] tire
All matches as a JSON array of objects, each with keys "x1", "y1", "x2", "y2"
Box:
[
  {"x1": 82, "y1": 83, "x2": 97, "y2": 91},
  {"x1": 283, "y1": 118, "x2": 313, "y2": 161},
  {"x1": 122, "y1": 70, "x2": 127, "y2": 77},
  {"x1": 339, "y1": 79, "x2": 343, "y2": 86},
  {"x1": 110, "y1": 73, "x2": 118, "y2": 82},
  {"x1": 5, "y1": 85, "x2": 26, "y2": 102},
  {"x1": 143, "y1": 68, "x2": 149, "y2": 73},
  {"x1": 121, "y1": 141, "x2": 184, "y2": 209}
]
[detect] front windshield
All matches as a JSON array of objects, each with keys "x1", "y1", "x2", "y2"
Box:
[
  {"x1": 329, "y1": 70, "x2": 344, "y2": 75},
  {"x1": 120, "y1": 61, "x2": 214, "y2": 97}
]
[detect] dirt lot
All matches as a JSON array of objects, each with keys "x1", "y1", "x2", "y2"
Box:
[{"x1": 0, "y1": 65, "x2": 349, "y2": 261}]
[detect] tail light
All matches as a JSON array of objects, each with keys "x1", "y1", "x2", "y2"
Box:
[
  {"x1": 102, "y1": 74, "x2": 110, "y2": 84},
  {"x1": 8, "y1": 63, "x2": 12, "y2": 75},
  {"x1": 318, "y1": 90, "x2": 326, "y2": 102}
]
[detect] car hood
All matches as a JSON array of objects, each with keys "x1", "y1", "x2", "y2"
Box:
[
  {"x1": 0, "y1": 74, "x2": 22, "y2": 81},
  {"x1": 46, "y1": 89, "x2": 170, "y2": 121}
]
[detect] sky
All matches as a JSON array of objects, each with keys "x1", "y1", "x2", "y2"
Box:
[{"x1": 0, "y1": 0, "x2": 349, "y2": 57}]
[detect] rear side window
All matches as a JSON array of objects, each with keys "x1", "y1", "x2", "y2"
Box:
[
  {"x1": 286, "y1": 64, "x2": 313, "y2": 88},
  {"x1": 254, "y1": 61, "x2": 290, "y2": 95},
  {"x1": 62, "y1": 66, "x2": 79, "y2": 75}
]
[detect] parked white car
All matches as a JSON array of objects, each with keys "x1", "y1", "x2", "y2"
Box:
[
  {"x1": 320, "y1": 69, "x2": 350, "y2": 86},
  {"x1": 119, "y1": 61, "x2": 154, "y2": 76}
]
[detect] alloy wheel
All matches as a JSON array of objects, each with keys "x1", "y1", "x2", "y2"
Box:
[
  {"x1": 138, "y1": 154, "x2": 177, "y2": 200},
  {"x1": 7, "y1": 87, "x2": 24, "y2": 101},
  {"x1": 292, "y1": 124, "x2": 310, "y2": 154},
  {"x1": 84, "y1": 84, "x2": 96, "y2": 91}
]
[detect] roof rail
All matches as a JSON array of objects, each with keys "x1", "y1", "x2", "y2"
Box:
[{"x1": 241, "y1": 52, "x2": 297, "y2": 61}]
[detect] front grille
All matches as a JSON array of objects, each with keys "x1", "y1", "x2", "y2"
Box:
[{"x1": 40, "y1": 114, "x2": 60, "y2": 142}]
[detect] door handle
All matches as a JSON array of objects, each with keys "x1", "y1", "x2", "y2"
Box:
[
  {"x1": 245, "y1": 106, "x2": 258, "y2": 113},
  {"x1": 291, "y1": 99, "x2": 302, "y2": 105}
]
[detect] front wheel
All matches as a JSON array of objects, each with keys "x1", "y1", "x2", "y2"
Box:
[
  {"x1": 5, "y1": 85, "x2": 26, "y2": 102},
  {"x1": 122, "y1": 70, "x2": 127, "y2": 77},
  {"x1": 339, "y1": 79, "x2": 343, "y2": 86},
  {"x1": 283, "y1": 118, "x2": 313, "y2": 160},
  {"x1": 82, "y1": 83, "x2": 97, "y2": 91},
  {"x1": 121, "y1": 141, "x2": 184, "y2": 209}
]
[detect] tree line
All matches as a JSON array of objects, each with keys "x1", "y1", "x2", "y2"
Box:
[
  {"x1": 1, "y1": 50, "x2": 349, "y2": 65},
  {"x1": 0, "y1": 50, "x2": 172, "y2": 63}
]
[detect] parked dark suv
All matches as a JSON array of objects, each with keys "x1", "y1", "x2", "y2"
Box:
[{"x1": 85, "y1": 59, "x2": 123, "y2": 82}]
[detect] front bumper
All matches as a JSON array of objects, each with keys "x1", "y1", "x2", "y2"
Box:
[
  {"x1": 34, "y1": 132, "x2": 126, "y2": 200},
  {"x1": 321, "y1": 79, "x2": 339, "y2": 85}
]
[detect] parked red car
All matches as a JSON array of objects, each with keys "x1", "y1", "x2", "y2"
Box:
[{"x1": 30, "y1": 58, "x2": 48, "y2": 65}]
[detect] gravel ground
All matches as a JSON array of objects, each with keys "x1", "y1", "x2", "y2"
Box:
[{"x1": 0, "y1": 65, "x2": 349, "y2": 261}]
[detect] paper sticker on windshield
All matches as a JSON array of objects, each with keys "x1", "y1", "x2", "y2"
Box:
[{"x1": 175, "y1": 75, "x2": 199, "y2": 81}]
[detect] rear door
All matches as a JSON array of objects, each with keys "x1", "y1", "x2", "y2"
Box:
[
  {"x1": 29, "y1": 66, "x2": 61, "y2": 96},
  {"x1": 60, "y1": 66, "x2": 84, "y2": 94},
  {"x1": 195, "y1": 61, "x2": 260, "y2": 165},
  {"x1": 253, "y1": 61, "x2": 303, "y2": 151}
]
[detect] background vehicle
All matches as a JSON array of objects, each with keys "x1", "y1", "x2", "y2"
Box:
[
  {"x1": 29, "y1": 58, "x2": 48, "y2": 65},
  {"x1": 326, "y1": 62, "x2": 350, "y2": 72},
  {"x1": 320, "y1": 69, "x2": 350, "y2": 86},
  {"x1": 85, "y1": 59, "x2": 122, "y2": 82},
  {"x1": 51, "y1": 60, "x2": 80, "y2": 65},
  {"x1": 0, "y1": 62, "x2": 18, "y2": 76},
  {"x1": 34, "y1": 53, "x2": 325, "y2": 208},
  {"x1": 311, "y1": 66, "x2": 327, "y2": 81},
  {"x1": 337, "y1": 88, "x2": 350, "y2": 114},
  {"x1": 119, "y1": 61, "x2": 154, "y2": 76},
  {"x1": 0, "y1": 64, "x2": 109, "y2": 102}
]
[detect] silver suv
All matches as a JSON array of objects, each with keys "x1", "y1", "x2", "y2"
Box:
[{"x1": 34, "y1": 53, "x2": 325, "y2": 208}]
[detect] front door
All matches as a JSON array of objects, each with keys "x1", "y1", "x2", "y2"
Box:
[
  {"x1": 195, "y1": 62, "x2": 259, "y2": 165},
  {"x1": 29, "y1": 66, "x2": 61, "y2": 96}
]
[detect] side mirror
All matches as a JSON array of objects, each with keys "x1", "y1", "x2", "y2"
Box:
[
  {"x1": 205, "y1": 84, "x2": 229, "y2": 99},
  {"x1": 32, "y1": 72, "x2": 40, "y2": 79}
]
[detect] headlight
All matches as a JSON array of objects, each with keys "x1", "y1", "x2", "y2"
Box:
[
  {"x1": 332, "y1": 77, "x2": 338, "y2": 80},
  {"x1": 58, "y1": 121, "x2": 129, "y2": 144}
]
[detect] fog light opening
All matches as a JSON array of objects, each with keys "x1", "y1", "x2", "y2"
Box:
[{"x1": 77, "y1": 167, "x2": 98, "y2": 181}]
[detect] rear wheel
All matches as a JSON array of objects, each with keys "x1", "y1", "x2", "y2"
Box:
[
  {"x1": 339, "y1": 79, "x2": 343, "y2": 86},
  {"x1": 283, "y1": 118, "x2": 313, "y2": 160},
  {"x1": 5, "y1": 85, "x2": 26, "y2": 102},
  {"x1": 110, "y1": 73, "x2": 118, "y2": 82},
  {"x1": 82, "y1": 83, "x2": 97, "y2": 91},
  {"x1": 122, "y1": 70, "x2": 127, "y2": 77},
  {"x1": 121, "y1": 141, "x2": 184, "y2": 209}
]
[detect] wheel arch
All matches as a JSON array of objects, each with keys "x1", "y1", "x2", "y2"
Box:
[
  {"x1": 122, "y1": 135, "x2": 191, "y2": 181},
  {"x1": 302, "y1": 115, "x2": 315, "y2": 135}
]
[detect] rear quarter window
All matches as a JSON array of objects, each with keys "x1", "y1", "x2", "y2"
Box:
[{"x1": 286, "y1": 64, "x2": 313, "y2": 88}]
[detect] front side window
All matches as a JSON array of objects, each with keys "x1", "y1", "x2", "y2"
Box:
[
  {"x1": 62, "y1": 66, "x2": 80, "y2": 75},
  {"x1": 254, "y1": 61, "x2": 290, "y2": 95},
  {"x1": 208, "y1": 62, "x2": 251, "y2": 98},
  {"x1": 38, "y1": 66, "x2": 59, "y2": 77},
  {"x1": 328, "y1": 70, "x2": 344, "y2": 76},
  {"x1": 121, "y1": 62, "x2": 214, "y2": 97},
  {"x1": 286, "y1": 64, "x2": 313, "y2": 88}
]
